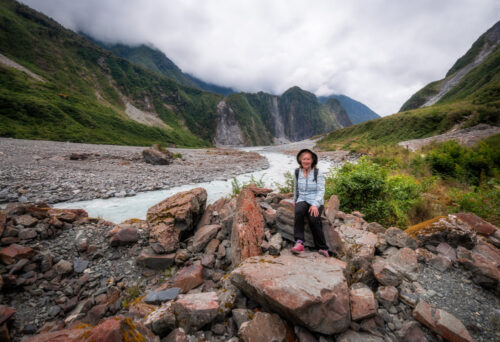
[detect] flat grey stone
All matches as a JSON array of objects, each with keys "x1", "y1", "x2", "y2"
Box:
[{"x1": 144, "y1": 287, "x2": 181, "y2": 305}]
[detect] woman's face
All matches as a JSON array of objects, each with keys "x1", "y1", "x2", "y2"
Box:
[{"x1": 300, "y1": 152, "x2": 313, "y2": 169}]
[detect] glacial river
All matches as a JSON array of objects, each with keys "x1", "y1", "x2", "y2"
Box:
[{"x1": 54, "y1": 148, "x2": 337, "y2": 223}]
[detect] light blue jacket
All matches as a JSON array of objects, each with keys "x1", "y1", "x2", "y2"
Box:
[{"x1": 293, "y1": 168, "x2": 325, "y2": 207}]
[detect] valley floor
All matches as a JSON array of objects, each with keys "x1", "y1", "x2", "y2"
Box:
[{"x1": 0, "y1": 138, "x2": 268, "y2": 206}]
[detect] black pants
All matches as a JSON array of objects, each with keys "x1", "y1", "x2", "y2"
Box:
[{"x1": 294, "y1": 201, "x2": 329, "y2": 250}]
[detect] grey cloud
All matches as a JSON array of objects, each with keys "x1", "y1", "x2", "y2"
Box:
[{"x1": 21, "y1": 0, "x2": 500, "y2": 116}]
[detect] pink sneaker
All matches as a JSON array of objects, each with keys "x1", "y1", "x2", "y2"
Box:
[
  {"x1": 291, "y1": 240, "x2": 304, "y2": 254},
  {"x1": 318, "y1": 249, "x2": 329, "y2": 257}
]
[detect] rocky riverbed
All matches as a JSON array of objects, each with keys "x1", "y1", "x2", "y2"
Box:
[
  {"x1": 0, "y1": 138, "x2": 268, "y2": 205},
  {"x1": 1, "y1": 185, "x2": 500, "y2": 342}
]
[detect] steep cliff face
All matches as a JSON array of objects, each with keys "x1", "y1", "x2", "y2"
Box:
[
  {"x1": 400, "y1": 20, "x2": 500, "y2": 111},
  {"x1": 214, "y1": 100, "x2": 245, "y2": 146},
  {"x1": 325, "y1": 98, "x2": 353, "y2": 128},
  {"x1": 213, "y1": 87, "x2": 358, "y2": 146},
  {"x1": 278, "y1": 87, "x2": 325, "y2": 141}
]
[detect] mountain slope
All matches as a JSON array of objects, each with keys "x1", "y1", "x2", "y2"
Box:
[
  {"x1": 400, "y1": 20, "x2": 500, "y2": 111},
  {"x1": 93, "y1": 40, "x2": 236, "y2": 96},
  {"x1": 0, "y1": 0, "x2": 222, "y2": 146},
  {"x1": 318, "y1": 21, "x2": 500, "y2": 151},
  {"x1": 318, "y1": 94, "x2": 379, "y2": 124}
]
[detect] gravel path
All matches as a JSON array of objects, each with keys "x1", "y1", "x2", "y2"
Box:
[{"x1": 0, "y1": 138, "x2": 268, "y2": 205}]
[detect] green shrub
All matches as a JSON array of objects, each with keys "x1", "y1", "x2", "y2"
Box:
[
  {"x1": 325, "y1": 157, "x2": 421, "y2": 227},
  {"x1": 425, "y1": 140, "x2": 499, "y2": 185},
  {"x1": 448, "y1": 180, "x2": 500, "y2": 225},
  {"x1": 231, "y1": 174, "x2": 265, "y2": 196},
  {"x1": 274, "y1": 171, "x2": 294, "y2": 194}
]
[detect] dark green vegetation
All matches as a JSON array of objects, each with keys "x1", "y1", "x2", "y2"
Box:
[
  {"x1": 322, "y1": 136, "x2": 500, "y2": 227},
  {"x1": 318, "y1": 94, "x2": 380, "y2": 124},
  {"x1": 0, "y1": 0, "x2": 221, "y2": 146},
  {"x1": 92, "y1": 40, "x2": 236, "y2": 96},
  {"x1": 325, "y1": 157, "x2": 422, "y2": 227}
]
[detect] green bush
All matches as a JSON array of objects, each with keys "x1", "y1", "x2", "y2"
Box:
[
  {"x1": 425, "y1": 140, "x2": 499, "y2": 185},
  {"x1": 231, "y1": 174, "x2": 265, "y2": 196},
  {"x1": 274, "y1": 171, "x2": 294, "y2": 194},
  {"x1": 448, "y1": 180, "x2": 500, "y2": 225},
  {"x1": 325, "y1": 157, "x2": 421, "y2": 227}
]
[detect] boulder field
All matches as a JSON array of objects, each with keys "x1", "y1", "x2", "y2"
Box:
[{"x1": 0, "y1": 186, "x2": 499, "y2": 341}]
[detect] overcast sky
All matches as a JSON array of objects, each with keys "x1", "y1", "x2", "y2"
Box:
[{"x1": 21, "y1": 0, "x2": 499, "y2": 116}]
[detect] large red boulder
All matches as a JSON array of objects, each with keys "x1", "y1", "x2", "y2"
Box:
[
  {"x1": 231, "y1": 188, "x2": 265, "y2": 265},
  {"x1": 230, "y1": 253, "x2": 350, "y2": 334},
  {"x1": 147, "y1": 188, "x2": 207, "y2": 252}
]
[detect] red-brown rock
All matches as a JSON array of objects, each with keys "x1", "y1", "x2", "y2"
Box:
[
  {"x1": 413, "y1": 300, "x2": 473, "y2": 342},
  {"x1": 48, "y1": 208, "x2": 88, "y2": 222},
  {"x1": 325, "y1": 195, "x2": 340, "y2": 224},
  {"x1": 86, "y1": 316, "x2": 157, "y2": 342},
  {"x1": 173, "y1": 292, "x2": 219, "y2": 333},
  {"x1": 192, "y1": 224, "x2": 220, "y2": 253},
  {"x1": 238, "y1": 312, "x2": 289, "y2": 342},
  {"x1": 14, "y1": 214, "x2": 38, "y2": 227},
  {"x1": 231, "y1": 188, "x2": 265, "y2": 265},
  {"x1": 109, "y1": 227, "x2": 138, "y2": 246},
  {"x1": 373, "y1": 248, "x2": 418, "y2": 286},
  {"x1": 137, "y1": 251, "x2": 175, "y2": 270},
  {"x1": 0, "y1": 244, "x2": 35, "y2": 264},
  {"x1": 455, "y1": 212, "x2": 497, "y2": 236},
  {"x1": 0, "y1": 305, "x2": 15, "y2": 325},
  {"x1": 230, "y1": 253, "x2": 350, "y2": 334},
  {"x1": 164, "y1": 328, "x2": 188, "y2": 342},
  {"x1": 406, "y1": 215, "x2": 476, "y2": 248},
  {"x1": 147, "y1": 188, "x2": 207, "y2": 252},
  {"x1": 245, "y1": 184, "x2": 273, "y2": 196},
  {"x1": 0, "y1": 212, "x2": 6, "y2": 237},
  {"x1": 169, "y1": 263, "x2": 203, "y2": 293},
  {"x1": 350, "y1": 284, "x2": 377, "y2": 321},
  {"x1": 457, "y1": 241, "x2": 500, "y2": 294},
  {"x1": 0, "y1": 323, "x2": 9, "y2": 342},
  {"x1": 376, "y1": 286, "x2": 398, "y2": 309},
  {"x1": 397, "y1": 321, "x2": 428, "y2": 342}
]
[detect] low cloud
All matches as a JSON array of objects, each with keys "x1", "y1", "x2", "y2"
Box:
[{"x1": 21, "y1": 0, "x2": 500, "y2": 115}]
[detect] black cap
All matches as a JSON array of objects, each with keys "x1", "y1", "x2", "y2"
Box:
[{"x1": 296, "y1": 149, "x2": 318, "y2": 168}]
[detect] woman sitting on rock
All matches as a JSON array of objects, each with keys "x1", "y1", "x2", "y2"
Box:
[{"x1": 291, "y1": 149, "x2": 330, "y2": 257}]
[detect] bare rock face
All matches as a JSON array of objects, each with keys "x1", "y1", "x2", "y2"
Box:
[
  {"x1": 230, "y1": 253, "x2": 350, "y2": 334},
  {"x1": 413, "y1": 300, "x2": 474, "y2": 342},
  {"x1": 231, "y1": 188, "x2": 265, "y2": 265},
  {"x1": 143, "y1": 144, "x2": 174, "y2": 165},
  {"x1": 238, "y1": 312, "x2": 289, "y2": 342},
  {"x1": 173, "y1": 292, "x2": 219, "y2": 333},
  {"x1": 147, "y1": 188, "x2": 207, "y2": 252}
]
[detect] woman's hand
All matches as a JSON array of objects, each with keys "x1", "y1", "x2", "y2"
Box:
[{"x1": 308, "y1": 205, "x2": 319, "y2": 217}]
